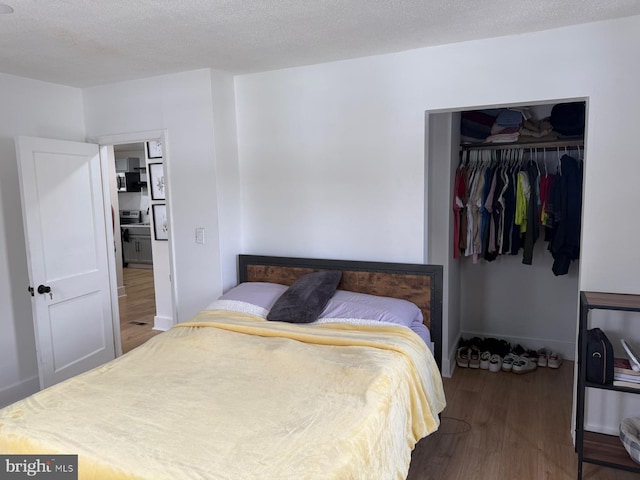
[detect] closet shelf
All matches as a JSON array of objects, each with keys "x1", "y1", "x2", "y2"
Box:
[{"x1": 460, "y1": 138, "x2": 584, "y2": 151}]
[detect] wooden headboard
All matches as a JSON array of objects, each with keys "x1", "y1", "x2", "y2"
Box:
[{"x1": 238, "y1": 255, "x2": 443, "y2": 370}]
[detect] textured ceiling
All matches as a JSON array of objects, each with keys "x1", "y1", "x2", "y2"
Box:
[{"x1": 1, "y1": 0, "x2": 640, "y2": 87}]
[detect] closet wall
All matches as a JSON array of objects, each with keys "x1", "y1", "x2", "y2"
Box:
[{"x1": 430, "y1": 102, "x2": 584, "y2": 364}]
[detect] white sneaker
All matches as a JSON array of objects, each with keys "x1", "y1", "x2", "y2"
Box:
[
  {"x1": 512, "y1": 356, "x2": 537, "y2": 374},
  {"x1": 548, "y1": 352, "x2": 563, "y2": 369},
  {"x1": 502, "y1": 353, "x2": 518, "y2": 372},
  {"x1": 480, "y1": 351, "x2": 491, "y2": 370},
  {"x1": 489, "y1": 354, "x2": 502, "y2": 373},
  {"x1": 537, "y1": 348, "x2": 549, "y2": 367}
]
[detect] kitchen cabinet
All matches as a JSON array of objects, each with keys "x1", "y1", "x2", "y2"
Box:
[
  {"x1": 137, "y1": 235, "x2": 152, "y2": 263},
  {"x1": 122, "y1": 225, "x2": 152, "y2": 265},
  {"x1": 116, "y1": 157, "x2": 141, "y2": 173}
]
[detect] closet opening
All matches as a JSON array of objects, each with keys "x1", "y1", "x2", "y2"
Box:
[{"x1": 426, "y1": 99, "x2": 587, "y2": 377}]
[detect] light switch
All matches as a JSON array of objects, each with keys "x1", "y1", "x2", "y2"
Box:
[{"x1": 195, "y1": 228, "x2": 205, "y2": 244}]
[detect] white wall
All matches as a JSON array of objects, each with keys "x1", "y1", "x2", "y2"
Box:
[
  {"x1": 143, "y1": 152, "x2": 174, "y2": 331},
  {"x1": 236, "y1": 56, "x2": 426, "y2": 263},
  {"x1": 460, "y1": 242, "x2": 579, "y2": 359},
  {"x1": 0, "y1": 73, "x2": 86, "y2": 407},
  {"x1": 427, "y1": 112, "x2": 461, "y2": 376},
  {"x1": 210, "y1": 70, "x2": 242, "y2": 292},
  {"x1": 235, "y1": 16, "x2": 640, "y2": 431},
  {"x1": 83, "y1": 68, "x2": 238, "y2": 322}
]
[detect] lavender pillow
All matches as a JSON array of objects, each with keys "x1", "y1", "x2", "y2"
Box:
[
  {"x1": 318, "y1": 290, "x2": 423, "y2": 328},
  {"x1": 409, "y1": 318, "x2": 431, "y2": 346}
]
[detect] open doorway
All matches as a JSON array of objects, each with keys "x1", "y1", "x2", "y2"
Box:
[
  {"x1": 97, "y1": 133, "x2": 175, "y2": 356},
  {"x1": 112, "y1": 142, "x2": 162, "y2": 353}
]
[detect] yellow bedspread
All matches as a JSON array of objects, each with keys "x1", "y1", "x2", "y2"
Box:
[{"x1": 0, "y1": 310, "x2": 446, "y2": 480}]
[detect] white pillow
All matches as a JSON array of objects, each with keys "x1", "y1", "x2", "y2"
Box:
[{"x1": 206, "y1": 282, "x2": 288, "y2": 317}]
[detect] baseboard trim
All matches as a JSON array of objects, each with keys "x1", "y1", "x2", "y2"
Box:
[
  {"x1": 442, "y1": 334, "x2": 460, "y2": 378},
  {"x1": 0, "y1": 375, "x2": 39, "y2": 408},
  {"x1": 118, "y1": 285, "x2": 126, "y2": 297},
  {"x1": 584, "y1": 423, "x2": 618, "y2": 436},
  {"x1": 153, "y1": 315, "x2": 173, "y2": 331},
  {"x1": 127, "y1": 263, "x2": 153, "y2": 270}
]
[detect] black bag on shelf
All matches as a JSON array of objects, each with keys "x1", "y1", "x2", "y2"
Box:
[{"x1": 586, "y1": 328, "x2": 614, "y2": 384}]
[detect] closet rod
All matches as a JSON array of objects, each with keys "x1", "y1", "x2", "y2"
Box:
[{"x1": 460, "y1": 139, "x2": 584, "y2": 151}]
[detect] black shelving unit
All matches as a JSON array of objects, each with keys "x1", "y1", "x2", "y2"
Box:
[{"x1": 576, "y1": 291, "x2": 640, "y2": 479}]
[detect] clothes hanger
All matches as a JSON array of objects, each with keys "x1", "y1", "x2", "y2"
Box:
[
  {"x1": 470, "y1": 149, "x2": 479, "y2": 173},
  {"x1": 509, "y1": 148, "x2": 517, "y2": 171},
  {"x1": 519, "y1": 148, "x2": 525, "y2": 168}
]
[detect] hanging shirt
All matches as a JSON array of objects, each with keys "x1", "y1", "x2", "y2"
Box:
[
  {"x1": 489, "y1": 167, "x2": 505, "y2": 258},
  {"x1": 522, "y1": 161, "x2": 540, "y2": 265},
  {"x1": 495, "y1": 166, "x2": 509, "y2": 254},
  {"x1": 464, "y1": 166, "x2": 480, "y2": 257},
  {"x1": 482, "y1": 168, "x2": 498, "y2": 260},
  {"x1": 515, "y1": 170, "x2": 530, "y2": 234},
  {"x1": 500, "y1": 166, "x2": 515, "y2": 254},
  {"x1": 459, "y1": 166, "x2": 471, "y2": 253},
  {"x1": 479, "y1": 166, "x2": 494, "y2": 256},
  {"x1": 509, "y1": 168, "x2": 522, "y2": 255},
  {"x1": 539, "y1": 173, "x2": 555, "y2": 226},
  {"x1": 470, "y1": 165, "x2": 486, "y2": 263},
  {"x1": 452, "y1": 168, "x2": 465, "y2": 259},
  {"x1": 550, "y1": 155, "x2": 583, "y2": 275}
]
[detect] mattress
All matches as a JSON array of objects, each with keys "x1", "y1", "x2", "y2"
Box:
[{"x1": 0, "y1": 309, "x2": 446, "y2": 479}]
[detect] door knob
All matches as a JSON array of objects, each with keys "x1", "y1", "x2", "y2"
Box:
[{"x1": 37, "y1": 284, "x2": 51, "y2": 294}]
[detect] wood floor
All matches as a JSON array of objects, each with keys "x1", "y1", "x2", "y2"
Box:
[
  {"x1": 118, "y1": 267, "x2": 162, "y2": 353},
  {"x1": 407, "y1": 363, "x2": 638, "y2": 480}
]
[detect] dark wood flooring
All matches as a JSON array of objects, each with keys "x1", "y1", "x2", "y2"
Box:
[{"x1": 407, "y1": 363, "x2": 637, "y2": 480}]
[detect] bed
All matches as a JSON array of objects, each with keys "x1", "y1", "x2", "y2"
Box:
[{"x1": 0, "y1": 255, "x2": 445, "y2": 479}]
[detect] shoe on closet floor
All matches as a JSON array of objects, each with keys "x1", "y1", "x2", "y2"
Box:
[
  {"x1": 496, "y1": 339, "x2": 511, "y2": 357},
  {"x1": 548, "y1": 351, "x2": 563, "y2": 369},
  {"x1": 480, "y1": 351, "x2": 491, "y2": 370},
  {"x1": 456, "y1": 347, "x2": 470, "y2": 368},
  {"x1": 537, "y1": 348, "x2": 549, "y2": 367},
  {"x1": 469, "y1": 346, "x2": 481, "y2": 369},
  {"x1": 502, "y1": 353, "x2": 518, "y2": 372},
  {"x1": 512, "y1": 344, "x2": 527, "y2": 356},
  {"x1": 512, "y1": 356, "x2": 537, "y2": 374},
  {"x1": 489, "y1": 354, "x2": 502, "y2": 373}
]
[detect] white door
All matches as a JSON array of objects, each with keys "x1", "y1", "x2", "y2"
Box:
[{"x1": 16, "y1": 136, "x2": 116, "y2": 389}]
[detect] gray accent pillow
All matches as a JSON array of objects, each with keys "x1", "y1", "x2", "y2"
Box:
[{"x1": 267, "y1": 271, "x2": 342, "y2": 323}]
